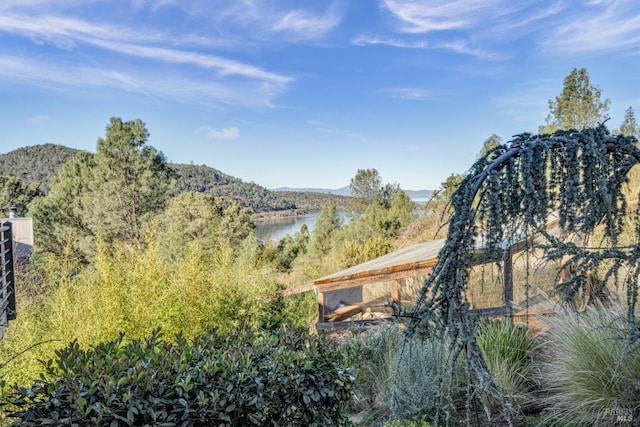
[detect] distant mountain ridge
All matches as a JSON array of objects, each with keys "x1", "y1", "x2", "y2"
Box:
[{"x1": 273, "y1": 186, "x2": 434, "y2": 199}]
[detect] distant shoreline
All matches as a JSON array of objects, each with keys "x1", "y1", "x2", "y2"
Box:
[{"x1": 253, "y1": 209, "x2": 310, "y2": 222}]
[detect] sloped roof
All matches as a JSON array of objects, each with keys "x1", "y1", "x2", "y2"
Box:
[
  {"x1": 280, "y1": 239, "x2": 446, "y2": 296},
  {"x1": 294, "y1": 239, "x2": 455, "y2": 294},
  {"x1": 316, "y1": 239, "x2": 445, "y2": 285},
  {"x1": 281, "y1": 213, "x2": 564, "y2": 296}
]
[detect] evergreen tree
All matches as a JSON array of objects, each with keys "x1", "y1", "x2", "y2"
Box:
[
  {"x1": 350, "y1": 168, "x2": 382, "y2": 209},
  {"x1": 617, "y1": 106, "x2": 639, "y2": 139},
  {"x1": 158, "y1": 191, "x2": 254, "y2": 249},
  {"x1": 0, "y1": 176, "x2": 41, "y2": 217},
  {"x1": 539, "y1": 68, "x2": 610, "y2": 134},
  {"x1": 87, "y1": 118, "x2": 175, "y2": 244},
  {"x1": 30, "y1": 117, "x2": 174, "y2": 261},
  {"x1": 308, "y1": 202, "x2": 342, "y2": 255},
  {"x1": 29, "y1": 151, "x2": 97, "y2": 260},
  {"x1": 477, "y1": 134, "x2": 502, "y2": 160}
]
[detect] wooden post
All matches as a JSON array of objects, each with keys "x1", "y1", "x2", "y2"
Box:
[
  {"x1": 502, "y1": 247, "x2": 514, "y2": 325},
  {"x1": 3, "y1": 222, "x2": 15, "y2": 320},
  {"x1": 391, "y1": 280, "x2": 399, "y2": 304},
  {"x1": 317, "y1": 291, "x2": 325, "y2": 324}
]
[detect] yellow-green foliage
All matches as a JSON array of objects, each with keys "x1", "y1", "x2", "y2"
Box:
[{"x1": 0, "y1": 234, "x2": 283, "y2": 390}]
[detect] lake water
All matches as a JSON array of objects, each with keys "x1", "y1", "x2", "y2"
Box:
[
  {"x1": 255, "y1": 198, "x2": 428, "y2": 242},
  {"x1": 255, "y1": 211, "x2": 350, "y2": 242}
]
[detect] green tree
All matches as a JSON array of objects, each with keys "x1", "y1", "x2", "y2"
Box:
[
  {"x1": 0, "y1": 176, "x2": 41, "y2": 217},
  {"x1": 380, "y1": 182, "x2": 402, "y2": 208},
  {"x1": 29, "y1": 151, "x2": 97, "y2": 260},
  {"x1": 308, "y1": 201, "x2": 342, "y2": 255},
  {"x1": 539, "y1": 68, "x2": 610, "y2": 134},
  {"x1": 436, "y1": 173, "x2": 465, "y2": 204},
  {"x1": 269, "y1": 225, "x2": 310, "y2": 272},
  {"x1": 350, "y1": 168, "x2": 382, "y2": 208},
  {"x1": 616, "y1": 106, "x2": 639, "y2": 139},
  {"x1": 389, "y1": 191, "x2": 415, "y2": 226},
  {"x1": 30, "y1": 117, "x2": 175, "y2": 261},
  {"x1": 87, "y1": 117, "x2": 175, "y2": 244},
  {"x1": 158, "y1": 191, "x2": 254, "y2": 249},
  {"x1": 477, "y1": 134, "x2": 502, "y2": 160}
]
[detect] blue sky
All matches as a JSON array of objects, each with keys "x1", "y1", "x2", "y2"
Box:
[{"x1": 0, "y1": 0, "x2": 639, "y2": 190}]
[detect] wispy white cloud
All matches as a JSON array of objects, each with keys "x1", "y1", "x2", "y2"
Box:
[
  {"x1": 167, "y1": 0, "x2": 342, "y2": 42},
  {"x1": 272, "y1": 7, "x2": 341, "y2": 40},
  {"x1": 385, "y1": 87, "x2": 431, "y2": 101},
  {"x1": 353, "y1": 34, "x2": 499, "y2": 59},
  {"x1": 0, "y1": 55, "x2": 280, "y2": 108},
  {"x1": 0, "y1": 14, "x2": 291, "y2": 83},
  {"x1": 437, "y1": 39, "x2": 502, "y2": 59},
  {"x1": 0, "y1": 3, "x2": 298, "y2": 107},
  {"x1": 377, "y1": 0, "x2": 583, "y2": 59},
  {"x1": 380, "y1": 0, "x2": 640, "y2": 57},
  {"x1": 541, "y1": 1, "x2": 640, "y2": 54},
  {"x1": 382, "y1": 0, "x2": 509, "y2": 33},
  {"x1": 196, "y1": 126, "x2": 240, "y2": 140},
  {"x1": 90, "y1": 39, "x2": 292, "y2": 83},
  {"x1": 495, "y1": 2, "x2": 566, "y2": 33},
  {"x1": 352, "y1": 35, "x2": 428, "y2": 48}
]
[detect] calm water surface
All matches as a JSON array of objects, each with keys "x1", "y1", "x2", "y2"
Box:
[{"x1": 255, "y1": 211, "x2": 350, "y2": 242}]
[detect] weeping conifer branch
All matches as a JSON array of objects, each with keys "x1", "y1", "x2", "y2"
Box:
[{"x1": 404, "y1": 125, "x2": 640, "y2": 422}]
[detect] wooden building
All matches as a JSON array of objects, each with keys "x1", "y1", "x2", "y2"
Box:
[{"x1": 285, "y1": 216, "x2": 563, "y2": 329}]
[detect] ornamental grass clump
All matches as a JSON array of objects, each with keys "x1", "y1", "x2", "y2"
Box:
[
  {"x1": 476, "y1": 320, "x2": 538, "y2": 414},
  {"x1": 352, "y1": 323, "x2": 404, "y2": 423},
  {"x1": 543, "y1": 304, "x2": 640, "y2": 425}
]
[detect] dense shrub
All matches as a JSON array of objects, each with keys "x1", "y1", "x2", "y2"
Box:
[
  {"x1": 390, "y1": 333, "x2": 465, "y2": 424},
  {"x1": 352, "y1": 321, "x2": 542, "y2": 425},
  {"x1": 383, "y1": 420, "x2": 430, "y2": 427},
  {"x1": 351, "y1": 324, "x2": 466, "y2": 426},
  {"x1": 0, "y1": 233, "x2": 304, "y2": 388},
  {"x1": 1, "y1": 327, "x2": 357, "y2": 426}
]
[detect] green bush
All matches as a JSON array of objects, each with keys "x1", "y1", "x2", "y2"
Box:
[
  {"x1": 0, "y1": 234, "x2": 302, "y2": 388},
  {"x1": 350, "y1": 324, "x2": 466, "y2": 426},
  {"x1": 352, "y1": 322, "x2": 539, "y2": 425},
  {"x1": 1, "y1": 327, "x2": 357, "y2": 426},
  {"x1": 390, "y1": 333, "x2": 465, "y2": 424},
  {"x1": 543, "y1": 305, "x2": 640, "y2": 425}
]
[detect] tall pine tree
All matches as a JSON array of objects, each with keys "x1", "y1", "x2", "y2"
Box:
[
  {"x1": 31, "y1": 117, "x2": 174, "y2": 261},
  {"x1": 539, "y1": 68, "x2": 610, "y2": 133}
]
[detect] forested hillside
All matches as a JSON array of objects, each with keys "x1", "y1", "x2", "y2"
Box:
[
  {"x1": 0, "y1": 144, "x2": 298, "y2": 213},
  {"x1": 0, "y1": 144, "x2": 81, "y2": 192},
  {"x1": 272, "y1": 190, "x2": 352, "y2": 212},
  {"x1": 170, "y1": 163, "x2": 295, "y2": 212}
]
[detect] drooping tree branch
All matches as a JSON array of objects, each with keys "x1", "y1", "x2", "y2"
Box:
[{"x1": 403, "y1": 125, "x2": 640, "y2": 422}]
